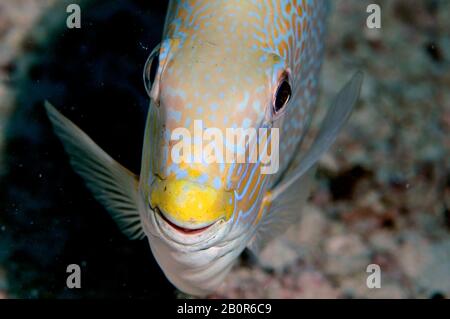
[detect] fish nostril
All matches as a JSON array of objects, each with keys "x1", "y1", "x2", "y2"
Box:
[{"x1": 153, "y1": 173, "x2": 165, "y2": 181}]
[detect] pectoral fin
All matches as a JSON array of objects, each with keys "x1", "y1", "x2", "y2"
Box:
[
  {"x1": 268, "y1": 71, "x2": 363, "y2": 202},
  {"x1": 44, "y1": 101, "x2": 145, "y2": 240},
  {"x1": 248, "y1": 71, "x2": 363, "y2": 255}
]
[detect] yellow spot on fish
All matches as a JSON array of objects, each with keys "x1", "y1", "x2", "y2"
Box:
[{"x1": 150, "y1": 178, "x2": 234, "y2": 227}]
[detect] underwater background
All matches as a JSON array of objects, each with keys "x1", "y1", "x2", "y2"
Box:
[{"x1": 0, "y1": 0, "x2": 449, "y2": 298}]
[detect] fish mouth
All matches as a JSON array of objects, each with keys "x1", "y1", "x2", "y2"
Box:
[{"x1": 154, "y1": 207, "x2": 216, "y2": 235}]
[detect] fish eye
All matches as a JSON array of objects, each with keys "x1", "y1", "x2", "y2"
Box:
[
  {"x1": 143, "y1": 44, "x2": 161, "y2": 97},
  {"x1": 273, "y1": 76, "x2": 291, "y2": 116}
]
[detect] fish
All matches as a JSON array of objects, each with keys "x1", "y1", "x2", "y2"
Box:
[{"x1": 44, "y1": 0, "x2": 362, "y2": 296}]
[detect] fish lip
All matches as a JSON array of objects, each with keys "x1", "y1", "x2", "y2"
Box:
[
  {"x1": 154, "y1": 207, "x2": 217, "y2": 235},
  {"x1": 151, "y1": 206, "x2": 229, "y2": 247},
  {"x1": 148, "y1": 175, "x2": 236, "y2": 247}
]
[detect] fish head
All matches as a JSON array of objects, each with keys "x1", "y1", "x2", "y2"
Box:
[{"x1": 142, "y1": 38, "x2": 292, "y2": 237}]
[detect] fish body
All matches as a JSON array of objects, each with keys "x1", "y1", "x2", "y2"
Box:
[{"x1": 45, "y1": 0, "x2": 362, "y2": 296}]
